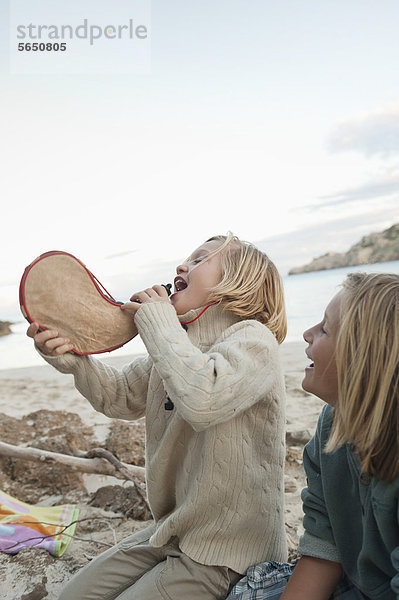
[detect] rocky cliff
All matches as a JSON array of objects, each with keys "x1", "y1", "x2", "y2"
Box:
[{"x1": 289, "y1": 223, "x2": 399, "y2": 275}]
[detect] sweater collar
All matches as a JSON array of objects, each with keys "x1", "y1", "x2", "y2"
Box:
[{"x1": 177, "y1": 303, "x2": 241, "y2": 348}]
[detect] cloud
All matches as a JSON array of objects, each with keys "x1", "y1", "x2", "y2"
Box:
[
  {"x1": 327, "y1": 103, "x2": 399, "y2": 157},
  {"x1": 104, "y1": 250, "x2": 137, "y2": 259},
  {"x1": 314, "y1": 175, "x2": 399, "y2": 209}
]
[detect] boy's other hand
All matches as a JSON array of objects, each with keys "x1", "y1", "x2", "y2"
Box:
[
  {"x1": 27, "y1": 322, "x2": 74, "y2": 356},
  {"x1": 121, "y1": 285, "x2": 170, "y2": 315}
]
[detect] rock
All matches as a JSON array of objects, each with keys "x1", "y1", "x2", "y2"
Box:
[
  {"x1": 106, "y1": 419, "x2": 146, "y2": 466},
  {"x1": 0, "y1": 410, "x2": 149, "y2": 504},
  {"x1": 0, "y1": 543, "x2": 90, "y2": 600},
  {"x1": 286, "y1": 429, "x2": 312, "y2": 446},
  {"x1": 90, "y1": 484, "x2": 151, "y2": 520},
  {"x1": 0, "y1": 410, "x2": 95, "y2": 502},
  {"x1": 0, "y1": 320, "x2": 12, "y2": 336},
  {"x1": 285, "y1": 446, "x2": 303, "y2": 465},
  {"x1": 20, "y1": 579, "x2": 48, "y2": 600},
  {"x1": 284, "y1": 475, "x2": 298, "y2": 493},
  {"x1": 289, "y1": 223, "x2": 399, "y2": 274}
]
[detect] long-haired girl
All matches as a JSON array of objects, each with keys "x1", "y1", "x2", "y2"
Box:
[{"x1": 229, "y1": 272, "x2": 399, "y2": 600}]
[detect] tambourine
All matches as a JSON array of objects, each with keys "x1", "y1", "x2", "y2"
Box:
[{"x1": 19, "y1": 250, "x2": 171, "y2": 356}]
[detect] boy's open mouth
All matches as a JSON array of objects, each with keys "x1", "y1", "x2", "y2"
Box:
[{"x1": 174, "y1": 277, "x2": 188, "y2": 293}]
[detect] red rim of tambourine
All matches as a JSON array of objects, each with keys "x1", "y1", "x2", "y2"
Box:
[{"x1": 19, "y1": 250, "x2": 133, "y2": 355}]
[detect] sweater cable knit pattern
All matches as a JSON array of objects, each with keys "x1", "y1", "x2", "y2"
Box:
[{"x1": 40, "y1": 302, "x2": 287, "y2": 574}]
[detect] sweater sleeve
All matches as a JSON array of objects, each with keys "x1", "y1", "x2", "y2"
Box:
[
  {"x1": 298, "y1": 406, "x2": 341, "y2": 563},
  {"x1": 134, "y1": 301, "x2": 282, "y2": 432},
  {"x1": 36, "y1": 348, "x2": 152, "y2": 420}
]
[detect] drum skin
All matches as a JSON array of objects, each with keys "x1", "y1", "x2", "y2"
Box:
[{"x1": 19, "y1": 251, "x2": 138, "y2": 355}]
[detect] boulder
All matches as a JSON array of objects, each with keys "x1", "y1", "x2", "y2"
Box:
[{"x1": 0, "y1": 320, "x2": 12, "y2": 336}]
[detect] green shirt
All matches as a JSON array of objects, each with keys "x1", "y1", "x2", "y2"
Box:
[{"x1": 298, "y1": 404, "x2": 399, "y2": 600}]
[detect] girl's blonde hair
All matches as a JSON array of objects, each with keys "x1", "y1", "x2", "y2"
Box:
[
  {"x1": 204, "y1": 233, "x2": 287, "y2": 344},
  {"x1": 325, "y1": 272, "x2": 399, "y2": 482}
]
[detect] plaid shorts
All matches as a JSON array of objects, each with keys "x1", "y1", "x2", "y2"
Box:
[{"x1": 226, "y1": 561, "x2": 367, "y2": 600}]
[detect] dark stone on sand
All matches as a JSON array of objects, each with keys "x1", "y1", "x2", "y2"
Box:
[{"x1": 0, "y1": 320, "x2": 12, "y2": 336}]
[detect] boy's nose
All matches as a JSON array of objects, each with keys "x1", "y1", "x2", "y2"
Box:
[{"x1": 303, "y1": 328, "x2": 312, "y2": 343}]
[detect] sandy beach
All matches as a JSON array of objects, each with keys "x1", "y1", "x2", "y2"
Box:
[{"x1": 0, "y1": 341, "x2": 324, "y2": 599}]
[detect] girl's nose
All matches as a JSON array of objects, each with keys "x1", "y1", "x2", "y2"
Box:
[{"x1": 176, "y1": 263, "x2": 188, "y2": 274}]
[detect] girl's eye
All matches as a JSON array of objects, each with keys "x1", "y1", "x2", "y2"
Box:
[
  {"x1": 192, "y1": 257, "x2": 204, "y2": 265},
  {"x1": 321, "y1": 326, "x2": 327, "y2": 335}
]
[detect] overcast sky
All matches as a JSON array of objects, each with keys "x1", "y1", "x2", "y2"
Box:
[{"x1": 1, "y1": 0, "x2": 399, "y2": 318}]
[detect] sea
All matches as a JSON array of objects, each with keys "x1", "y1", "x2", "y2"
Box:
[{"x1": 1, "y1": 260, "x2": 399, "y2": 371}]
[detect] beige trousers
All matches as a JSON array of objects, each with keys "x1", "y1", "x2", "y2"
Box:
[{"x1": 58, "y1": 525, "x2": 241, "y2": 600}]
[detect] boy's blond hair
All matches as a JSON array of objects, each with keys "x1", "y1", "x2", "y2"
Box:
[
  {"x1": 325, "y1": 272, "x2": 399, "y2": 482},
  {"x1": 204, "y1": 233, "x2": 287, "y2": 344}
]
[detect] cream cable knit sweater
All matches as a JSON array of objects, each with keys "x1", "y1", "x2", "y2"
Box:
[{"x1": 40, "y1": 302, "x2": 287, "y2": 574}]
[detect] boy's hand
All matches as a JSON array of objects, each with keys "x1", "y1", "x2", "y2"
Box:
[
  {"x1": 27, "y1": 322, "x2": 74, "y2": 356},
  {"x1": 121, "y1": 285, "x2": 170, "y2": 315}
]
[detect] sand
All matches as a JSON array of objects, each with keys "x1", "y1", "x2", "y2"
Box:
[{"x1": 0, "y1": 341, "x2": 324, "y2": 599}]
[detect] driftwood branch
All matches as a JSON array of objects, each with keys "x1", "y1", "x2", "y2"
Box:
[
  {"x1": 0, "y1": 441, "x2": 146, "y2": 483},
  {"x1": 0, "y1": 441, "x2": 151, "y2": 517},
  {"x1": 73, "y1": 447, "x2": 150, "y2": 512}
]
